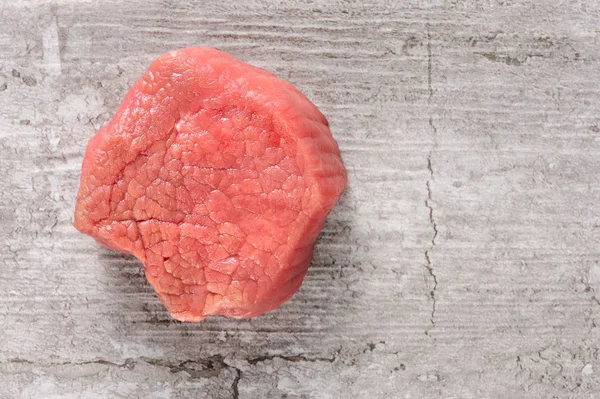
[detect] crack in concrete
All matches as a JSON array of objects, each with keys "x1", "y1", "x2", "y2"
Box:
[
  {"x1": 6, "y1": 352, "x2": 344, "y2": 397},
  {"x1": 516, "y1": 355, "x2": 523, "y2": 371},
  {"x1": 5, "y1": 357, "x2": 132, "y2": 368},
  {"x1": 7, "y1": 352, "x2": 340, "y2": 368},
  {"x1": 424, "y1": 150, "x2": 438, "y2": 337},
  {"x1": 5, "y1": 355, "x2": 242, "y2": 396},
  {"x1": 248, "y1": 353, "x2": 337, "y2": 365},
  {"x1": 231, "y1": 367, "x2": 241, "y2": 399},
  {"x1": 424, "y1": 25, "x2": 438, "y2": 338},
  {"x1": 148, "y1": 355, "x2": 227, "y2": 378}
]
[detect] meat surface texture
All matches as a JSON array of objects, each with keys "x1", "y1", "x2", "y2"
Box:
[{"x1": 74, "y1": 47, "x2": 347, "y2": 321}]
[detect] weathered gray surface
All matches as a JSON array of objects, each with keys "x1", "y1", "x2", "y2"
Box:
[{"x1": 1, "y1": 1, "x2": 599, "y2": 398}]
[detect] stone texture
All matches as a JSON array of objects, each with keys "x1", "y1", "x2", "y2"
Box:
[{"x1": 0, "y1": 1, "x2": 599, "y2": 398}]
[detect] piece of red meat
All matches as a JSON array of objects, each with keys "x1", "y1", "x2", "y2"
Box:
[{"x1": 74, "y1": 47, "x2": 347, "y2": 321}]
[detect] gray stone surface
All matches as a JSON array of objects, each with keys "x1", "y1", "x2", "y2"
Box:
[{"x1": 1, "y1": 1, "x2": 599, "y2": 398}]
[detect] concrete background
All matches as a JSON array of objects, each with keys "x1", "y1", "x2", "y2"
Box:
[{"x1": 1, "y1": 1, "x2": 599, "y2": 398}]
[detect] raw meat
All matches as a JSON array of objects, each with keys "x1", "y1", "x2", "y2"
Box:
[{"x1": 74, "y1": 47, "x2": 347, "y2": 321}]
